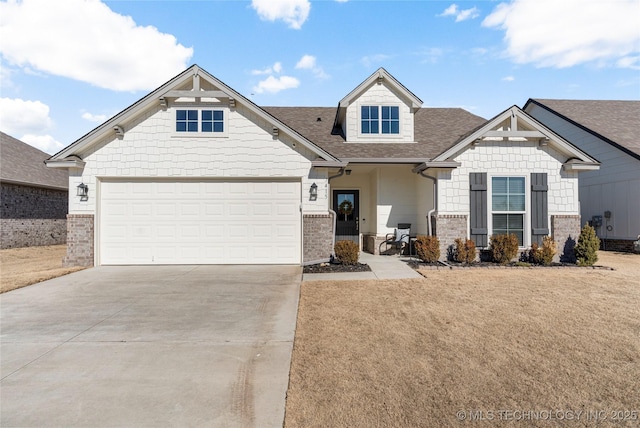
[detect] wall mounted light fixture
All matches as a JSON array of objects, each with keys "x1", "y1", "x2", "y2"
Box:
[
  {"x1": 77, "y1": 183, "x2": 88, "y2": 201},
  {"x1": 310, "y1": 182, "x2": 318, "y2": 201}
]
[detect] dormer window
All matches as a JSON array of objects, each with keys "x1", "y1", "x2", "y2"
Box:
[{"x1": 361, "y1": 106, "x2": 399, "y2": 134}]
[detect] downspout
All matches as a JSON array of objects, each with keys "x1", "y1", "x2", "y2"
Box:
[
  {"x1": 418, "y1": 170, "x2": 437, "y2": 236},
  {"x1": 327, "y1": 168, "x2": 346, "y2": 256}
]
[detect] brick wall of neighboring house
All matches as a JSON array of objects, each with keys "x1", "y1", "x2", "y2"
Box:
[
  {"x1": 0, "y1": 182, "x2": 68, "y2": 249},
  {"x1": 436, "y1": 214, "x2": 468, "y2": 261},
  {"x1": 303, "y1": 213, "x2": 333, "y2": 264},
  {"x1": 63, "y1": 214, "x2": 94, "y2": 267},
  {"x1": 601, "y1": 239, "x2": 635, "y2": 253},
  {"x1": 551, "y1": 215, "x2": 581, "y2": 263}
]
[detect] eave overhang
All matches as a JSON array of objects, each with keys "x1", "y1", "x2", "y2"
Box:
[
  {"x1": 45, "y1": 156, "x2": 86, "y2": 169},
  {"x1": 311, "y1": 160, "x2": 349, "y2": 168},
  {"x1": 562, "y1": 159, "x2": 601, "y2": 171},
  {"x1": 412, "y1": 161, "x2": 462, "y2": 173}
]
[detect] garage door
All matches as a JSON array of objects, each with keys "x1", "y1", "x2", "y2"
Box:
[{"x1": 100, "y1": 180, "x2": 301, "y2": 265}]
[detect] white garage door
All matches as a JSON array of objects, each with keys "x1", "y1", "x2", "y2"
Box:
[{"x1": 100, "y1": 180, "x2": 301, "y2": 265}]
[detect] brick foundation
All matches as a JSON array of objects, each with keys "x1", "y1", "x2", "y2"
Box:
[
  {"x1": 600, "y1": 239, "x2": 636, "y2": 253},
  {"x1": 551, "y1": 215, "x2": 580, "y2": 263},
  {"x1": 435, "y1": 214, "x2": 468, "y2": 261},
  {"x1": 64, "y1": 214, "x2": 94, "y2": 267},
  {"x1": 303, "y1": 213, "x2": 333, "y2": 264}
]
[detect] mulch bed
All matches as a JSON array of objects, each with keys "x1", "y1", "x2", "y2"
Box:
[
  {"x1": 410, "y1": 260, "x2": 614, "y2": 270},
  {"x1": 303, "y1": 262, "x2": 372, "y2": 273}
]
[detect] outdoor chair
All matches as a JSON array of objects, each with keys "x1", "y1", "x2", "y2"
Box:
[{"x1": 381, "y1": 223, "x2": 411, "y2": 255}]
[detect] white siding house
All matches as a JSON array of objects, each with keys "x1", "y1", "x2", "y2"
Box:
[{"x1": 525, "y1": 99, "x2": 640, "y2": 251}]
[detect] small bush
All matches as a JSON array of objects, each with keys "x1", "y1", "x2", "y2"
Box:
[
  {"x1": 415, "y1": 235, "x2": 440, "y2": 263},
  {"x1": 489, "y1": 233, "x2": 519, "y2": 264},
  {"x1": 529, "y1": 236, "x2": 557, "y2": 266},
  {"x1": 334, "y1": 240, "x2": 359, "y2": 265},
  {"x1": 454, "y1": 238, "x2": 476, "y2": 264},
  {"x1": 574, "y1": 224, "x2": 600, "y2": 266}
]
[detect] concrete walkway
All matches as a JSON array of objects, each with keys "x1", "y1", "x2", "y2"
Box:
[
  {"x1": 1, "y1": 265, "x2": 300, "y2": 428},
  {"x1": 303, "y1": 252, "x2": 423, "y2": 281}
]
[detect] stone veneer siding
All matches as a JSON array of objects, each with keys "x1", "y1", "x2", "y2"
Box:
[
  {"x1": 435, "y1": 214, "x2": 468, "y2": 261},
  {"x1": 551, "y1": 215, "x2": 581, "y2": 263},
  {"x1": 0, "y1": 182, "x2": 68, "y2": 249},
  {"x1": 303, "y1": 214, "x2": 333, "y2": 264},
  {"x1": 64, "y1": 214, "x2": 94, "y2": 267}
]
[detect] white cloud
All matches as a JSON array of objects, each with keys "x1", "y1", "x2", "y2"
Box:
[
  {"x1": 482, "y1": 0, "x2": 640, "y2": 69},
  {"x1": 295, "y1": 55, "x2": 316, "y2": 70},
  {"x1": 81, "y1": 112, "x2": 109, "y2": 123},
  {"x1": 0, "y1": 0, "x2": 193, "y2": 91},
  {"x1": 253, "y1": 75, "x2": 300, "y2": 94},
  {"x1": 617, "y1": 56, "x2": 640, "y2": 70},
  {"x1": 0, "y1": 97, "x2": 63, "y2": 154},
  {"x1": 415, "y1": 47, "x2": 444, "y2": 64},
  {"x1": 295, "y1": 54, "x2": 329, "y2": 80},
  {"x1": 439, "y1": 4, "x2": 479, "y2": 22},
  {"x1": 21, "y1": 134, "x2": 65, "y2": 155},
  {"x1": 251, "y1": 62, "x2": 283, "y2": 75},
  {"x1": 251, "y1": 0, "x2": 311, "y2": 30},
  {"x1": 361, "y1": 54, "x2": 390, "y2": 68},
  {"x1": 502, "y1": 76, "x2": 515, "y2": 82}
]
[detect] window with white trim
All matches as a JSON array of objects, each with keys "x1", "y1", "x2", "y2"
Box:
[
  {"x1": 361, "y1": 105, "x2": 399, "y2": 134},
  {"x1": 492, "y1": 176, "x2": 525, "y2": 245},
  {"x1": 176, "y1": 109, "x2": 225, "y2": 133}
]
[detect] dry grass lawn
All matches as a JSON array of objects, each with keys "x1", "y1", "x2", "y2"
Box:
[
  {"x1": 286, "y1": 252, "x2": 640, "y2": 427},
  {"x1": 0, "y1": 245, "x2": 85, "y2": 293}
]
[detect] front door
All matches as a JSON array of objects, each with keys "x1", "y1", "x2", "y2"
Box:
[{"x1": 333, "y1": 190, "x2": 359, "y2": 246}]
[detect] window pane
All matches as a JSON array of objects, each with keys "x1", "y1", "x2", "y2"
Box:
[
  {"x1": 509, "y1": 195, "x2": 525, "y2": 211},
  {"x1": 390, "y1": 106, "x2": 399, "y2": 120},
  {"x1": 391, "y1": 121, "x2": 399, "y2": 134},
  {"x1": 213, "y1": 110, "x2": 223, "y2": 121},
  {"x1": 493, "y1": 214, "x2": 508, "y2": 229},
  {"x1": 362, "y1": 122, "x2": 370, "y2": 133},
  {"x1": 508, "y1": 214, "x2": 523, "y2": 229},
  {"x1": 176, "y1": 110, "x2": 187, "y2": 120},
  {"x1": 361, "y1": 106, "x2": 369, "y2": 119},
  {"x1": 382, "y1": 106, "x2": 390, "y2": 119},
  {"x1": 202, "y1": 110, "x2": 212, "y2": 120},
  {"x1": 492, "y1": 177, "x2": 508, "y2": 193},
  {"x1": 370, "y1": 107, "x2": 378, "y2": 119},
  {"x1": 202, "y1": 122, "x2": 212, "y2": 132},
  {"x1": 509, "y1": 177, "x2": 525, "y2": 194},
  {"x1": 382, "y1": 121, "x2": 389, "y2": 134},
  {"x1": 176, "y1": 122, "x2": 186, "y2": 132},
  {"x1": 492, "y1": 195, "x2": 508, "y2": 211},
  {"x1": 370, "y1": 121, "x2": 378, "y2": 134},
  {"x1": 187, "y1": 122, "x2": 198, "y2": 132},
  {"x1": 187, "y1": 110, "x2": 198, "y2": 120},
  {"x1": 213, "y1": 122, "x2": 223, "y2": 132}
]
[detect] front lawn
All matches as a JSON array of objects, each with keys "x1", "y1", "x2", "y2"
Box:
[{"x1": 285, "y1": 251, "x2": 640, "y2": 427}]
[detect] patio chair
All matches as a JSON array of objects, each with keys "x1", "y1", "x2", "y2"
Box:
[{"x1": 381, "y1": 223, "x2": 411, "y2": 255}]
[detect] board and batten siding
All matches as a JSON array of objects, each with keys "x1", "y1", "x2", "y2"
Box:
[
  {"x1": 527, "y1": 104, "x2": 640, "y2": 241},
  {"x1": 67, "y1": 103, "x2": 329, "y2": 215}
]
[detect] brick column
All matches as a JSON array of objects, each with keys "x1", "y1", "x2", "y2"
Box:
[
  {"x1": 435, "y1": 214, "x2": 468, "y2": 261},
  {"x1": 303, "y1": 213, "x2": 333, "y2": 265},
  {"x1": 63, "y1": 214, "x2": 94, "y2": 267},
  {"x1": 551, "y1": 215, "x2": 580, "y2": 263}
]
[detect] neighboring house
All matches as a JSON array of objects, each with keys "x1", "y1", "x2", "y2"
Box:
[
  {"x1": 0, "y1": 132, "x2": 68, "y2": 249},
  {"x1": 524, "y1": 99, "x2": 640, "y2": 252},
  {"x1": 46, "y1": 66, "x2": 599, "y2": 266}
]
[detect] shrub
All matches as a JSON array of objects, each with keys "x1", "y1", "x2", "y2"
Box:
[
  {"x1": 454, "y1": 238, "x2": 476, "y2": 264},
  {"x1": 529, "y1": 236, "x2": 557, "y2": 266},
  {"x1": 334, "y1": 240, "x2": 359, "y2": 265},
  {"x1": 574, "y1": 224, "x2": 600, "y2": 266},
  {"x1": 414, "y1": 235, "x2": 440, "y2": 263},
  {"x1": 489, "y1": 233, "x2": 519, "y2": 264}
]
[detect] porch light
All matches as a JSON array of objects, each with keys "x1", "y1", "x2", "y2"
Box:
[
  {"x1": 77, "y1": 183, "x2": 88, "y2": 201},
  {"x1": 310, "y1": 182, "x2": 318, "y2": 201}
]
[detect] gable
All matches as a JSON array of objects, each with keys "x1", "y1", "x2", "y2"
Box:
[{"x1": 47, "y1": 65, "x2": 338, "y2": 166}]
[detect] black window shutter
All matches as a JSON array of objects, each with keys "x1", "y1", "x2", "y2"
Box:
[
  {"x1": 469, "y1": 172, "x2": 488, "y2": 247},
  {"x1": 531, "y1": 173, "x2": 549, "y2": 246}
]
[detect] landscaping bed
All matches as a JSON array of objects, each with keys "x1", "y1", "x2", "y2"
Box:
[{"x1": 303, "y1": 262, "x2": 371, "y2": 274}]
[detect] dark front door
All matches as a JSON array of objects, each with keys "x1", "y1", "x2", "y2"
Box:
[{"x1": 334, "y1": 190, "x2": 359, "y2": 245}]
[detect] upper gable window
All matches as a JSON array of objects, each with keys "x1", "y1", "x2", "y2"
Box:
[
  {"x1": 176, "y1": 109, "x2": 225, "y2": 134},
  {"x1": 361, "y1": 106, "x2": 399, "y2": 134}
]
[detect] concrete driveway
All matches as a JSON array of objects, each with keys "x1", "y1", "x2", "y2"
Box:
[{"x1": 0, "y1": 265, "x2": 301, "y2": 427}]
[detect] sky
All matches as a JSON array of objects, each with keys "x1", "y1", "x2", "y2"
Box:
[{"x1": 1, "y1": 0, "x2": 639, "y2": 155}]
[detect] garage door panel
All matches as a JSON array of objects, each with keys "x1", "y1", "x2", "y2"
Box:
[{"x1": 100, "y1": 180, "x2": 300, "y2": 265}]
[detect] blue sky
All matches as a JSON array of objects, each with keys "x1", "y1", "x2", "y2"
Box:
[{"x1": 1, "y1": 0, "x2": 639, "y2": 154}]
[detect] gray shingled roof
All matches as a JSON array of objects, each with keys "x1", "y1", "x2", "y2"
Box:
[
  {"x1": 263, "y1": 107, "x2": 486, "y2": 160},
  {"x1": 529, "y1": 99, "x2": 640, "y2": 158},
  {"x1": 0, "y1": 132, "x2": 68, "y2": 190}
]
